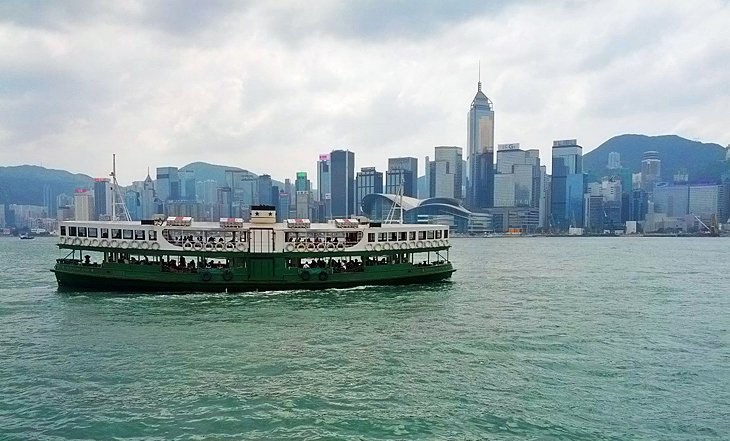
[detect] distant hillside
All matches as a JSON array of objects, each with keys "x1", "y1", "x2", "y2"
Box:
[
  {"x1": 0, "y1": 165, "x2": 93, "y2": 206},
  {"x1": 584, "y1": 134, "x2": 728, "y2": 182}
]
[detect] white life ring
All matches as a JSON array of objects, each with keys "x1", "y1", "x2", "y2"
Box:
[
  {"x1": 193, "y1": 242, "x2": 203, "y2": 251},
  {"x1": 425, "y1": 240, "x2": 433, "y2": 248},
  {"x1": 401, "y1": 242, "x2": 409, "y2": 249},
  {"x1": 151, "y1": 242, "x2": 160, "y2": 250},
  {"x1": 140, "y1": 242, "x2": 150, "y2": 250},
  {"x1": 392, "y1": 242, "x2": 401, "y2": 250},
  {"x1": 285, "y1": 243, "x2": 296, "y2": 252},
  {"x1": 336, "y1": 243, "x2": 345, "y2": 251},
  {"x1": 409, "y1": 241, "x2": 415, "y2": 249},
  {"x1": 306, "y1": 243, "x2": 316, "y2": 252},
  {"x1": 215, "y1": 243, "x2": 225, "y2": 251},
  {"x1": 183, "y1": 242, "x2": 193, "y2": 250},
  {"x1": 444, "y1": 239, "x2": 449, "y2": 246},
  {"x1": 226, "y1": 242, "x2": 236, "y2": 251},
  {"x1": 326, "y1": 243, "x2": 336, "y2": 252},
  {"x1": 236, "y1": 242, "x2": 246, "y2": 252},
  {"x1": 316, "y1": 243, "x2": 326, "y2": 252},
  {"x1": 383, "y1": 242, "x2": 392, "y2": 251},
  {"x1": 81, "y1": 238, "x2": 89, "y2": 246},
  {"x1": 100, "y1": 239, "x2": 109, "y2": 247},
  {"x1": 204, "y1": 243, "x2": 214, "y2": 252},
  {"x1": 295, "y1": 244, "x2": 305, "y2": 252},
  {"x1": 73, "y1": 238, "x2": 82, "y2": 245},
  {"x1": 130, "y1": 241, "x2": 139, "y2": 249},
  {"x1": 374, "y1": 243, "x2": 382, "y2": 251},
  {"x1": 110, "y1": 239, "x2": 119, "y2": 248},
  {"x1": 90, "y1": 239, "x2": 99, "y2": 246},
  {"x1": 416, "y1": 240, "x2": 424, "y2": 248},
  {"x1": 365, "y1": 243, "x2": 374, "y2": 251},
  {"x1": 120, "y1": 241, "x2": 129, "y2": 249}
]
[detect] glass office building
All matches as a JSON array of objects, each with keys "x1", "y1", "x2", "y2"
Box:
[{"x1": 550, "y1": 139, "x2": 584, "y2": 230}]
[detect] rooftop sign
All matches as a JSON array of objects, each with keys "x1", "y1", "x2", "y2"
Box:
[{"x1": 553, "y1": 139, "x2": 578, "y2": 147}]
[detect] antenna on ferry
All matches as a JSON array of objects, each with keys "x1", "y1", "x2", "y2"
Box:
[{"x1": 110, "y1": 154, "x2": 132, "y2": 222}]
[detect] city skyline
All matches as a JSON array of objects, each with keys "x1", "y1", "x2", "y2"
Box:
[{"x1": 1, "y1": 1, "x2": 729, "y2": 182}]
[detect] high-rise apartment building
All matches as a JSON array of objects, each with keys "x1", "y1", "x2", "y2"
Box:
[
  {"x1": 73, "y1": 189, "x2": 94, "y2": 221},
  {"x1": 156, "y1": 167, "x2": 180, "y2": 201},
  {"x1": 330, "y1": 149, "x2": 355, "y2": 218},
  {"x1": 466, "y1": 80, "x2": 495, "y2": 210},
  {"x1": 550, "y1": 139, "x2": 584, "y2": 230},
  {"x1": 355, "y1": 167, "x2": 383, "y2": 215},
  {"x1": 385, "y1": 157, "x2": 418, "y2": 197},
  {"x1": 607, "y1": 152, "x2": 621, "y2": 170}
]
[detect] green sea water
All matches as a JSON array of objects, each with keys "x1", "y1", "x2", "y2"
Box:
[{"x1": 1, "y1": 236, "x2": 728, "y2": 440}]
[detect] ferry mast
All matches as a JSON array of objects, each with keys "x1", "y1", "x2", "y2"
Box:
[{"x1": 110, "y1": 154, "x2": 132, "y2": 221}]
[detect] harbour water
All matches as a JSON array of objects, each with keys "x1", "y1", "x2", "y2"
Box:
[{"x1": 1, "y1": 236, "x2": 728, "y2": 440}]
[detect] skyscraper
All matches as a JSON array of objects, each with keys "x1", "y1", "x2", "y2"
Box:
[
  {"x1": 330, "y1": 149, "x2": 355, "y2": 218},
  {"x1": 74, "y1": 189, "x2": 94, "y2": 221},
  {"x1": 355, "y1": 167, "x2": 383, "y2": 215},
  {"x1": 93, "y1": 178, "x2": 110, "y2": 220},
  {"x1": 317, "y1": 154, "x2": 332, "y2": 220},
  {"x1": 641, "y1": 151, "x2": 661, "y2": 193},
  {"x1": 429, "y1": 146, "x2": 463, "y2": 199},
  {"x1": 385, "y1": 157, "x2": 418, "y2": 197},
  {"x1": 466, "y1": 80, "x2": 495, "y2": 210},
  {"x1": 156, "y1": 167, "x2": 180, "y2": 201},
  {"x1": 607, "y1": 152, "x2": 621, "y2": 169},
  {"x1": 256, "y1": 174, "x2": 273, "y2": 205},
  {"x1": 550, "y1": 139, "x2": 584, "y2": 230}
]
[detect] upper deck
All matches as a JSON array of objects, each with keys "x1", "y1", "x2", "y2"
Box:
[{"x1": 57, "y1": 207, "x2": 450, "y2": 255}]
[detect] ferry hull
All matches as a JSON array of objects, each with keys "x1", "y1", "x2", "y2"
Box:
[{"x1": 52, "y1": 264, "x2": 455, "y2": 293}]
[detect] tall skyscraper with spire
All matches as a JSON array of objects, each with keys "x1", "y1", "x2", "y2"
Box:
[{"x1": 466, "y1": 74, "x2": 495, "y2": 210}]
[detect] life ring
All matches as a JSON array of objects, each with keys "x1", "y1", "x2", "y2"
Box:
[
  {"x1": 200, "y1": 271, "x2": 212, "y2": 281},
  {"x1": 365, "y1": 244, "x2": 374, "y2": 251},
  {"x1": 409, "y1": 241, "x2": 415, "y2": 249},
  {"x1": 316, "y1": 243, "x2": 326, "y2": 252},
  {"x1": 151, "y1": 242, "x2": 160, "y2": 250},
  {"x1": 416, "y1": 240, "x2": 424, "y2": 248},
  {"x1": 82, "y1": 238, "x2": 89, "y2": 246},
  {"x1": 296, "y1": 244, "x2": 306, "y2": 252},
  {"x1": 222, "y1": 270, "x2": 233, "y2": 281},
  {"x1": 204, "y1": 243, "x2": 214, "y2": 252},
  {"x1": 444, "y1": 239, "x2": 449, "y2": 246},
  {"x1": 73, "y1": 238, "x2": 82, "y2": 245},
  {"x1": 326, "y1": 243, "x2": 336, "y2": 252},
  {"x1": 120, "y1": 241, "x2": 129, "y2": 249},
  {"x1": 400, "y1": 242, "x2": 409, "y2": 249},
  {"x1": 183, "y1": 242, "x2": 193, "y2": 251},
  {"x1": 300, "y1": 270, "x2": 311, "y2": 281},
  {"x1": 140, "y1": 242, "x2": 150, "y2": 250},
  {"x1": 285, "y1": 243, "x2": 295, "y2": 252},
  {"x1": 90, "y1": 239, "x2": 99, "y2": 247},
  {"x1": 110, "y1": 239, "x2": 119, "y2": 248},
  {"x1": 425, "y1": 240, "x2": 433, "y2": 248},
  {"x1": 59, "y1": 237, "x2": 66, "y2": 244},
  {"x1": 383, "y1": 242, "x2": 392, "y2": 251},
  {"x1": 100, "y1": 239, "x2": 109, "y2": 247},
  {"x1": 215, "y1": 243, "x2": 225, "y2": 251},
  {"x1": 336, "y1": 243, "x2": 345, "y2": 251},
  {"x1": 374, "y1": 243, "x2": 382, "y2": 251},
  {"x1": 193, "y1": 242, "x2": 203, "y2": 251},
  {"x1": 392, "y1": 242, "x2": 400, "y2": 250},
  {"x1": 318, "y1": 271, "x2": 329, "y2": 281},
  {"x1": 130, "y1": 241, "x2": 139, "y2": 249},
  {"x1": 306, "y1": 243, "x2": 316, "y2": 252},
  {"x1": 236, "y1": 242, "x2": 246, "y2": 252},
  {"x1": 225, "y1": 242, "x2": 235, "y2": 251}
]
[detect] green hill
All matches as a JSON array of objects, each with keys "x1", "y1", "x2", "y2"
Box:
[
  {"x1": 0, "y1": 165, "x2": 93, "y2": 206},
  {"x1": 584, "y1": 134, "x2": 728, "y2": 183}
]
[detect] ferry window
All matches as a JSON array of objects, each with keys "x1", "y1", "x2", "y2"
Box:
[
  {"x1": 427, "y1": 230, "x2": 434, "y2": 239},
  {"x1": 389, "y1": 232, "x2": 397, "y2": 241},
  {"x1": 111, "y1": 229, "x2": 122, "y2": 239},
  {"x1": 88, "y1": 228, "x2": 98, "y2": 238},
  {"x1": 101, "y1": 228, "x2": 109, "y2": 238},
  {"x1": 435, "y1": 230, "x2": 442, "y2": 239},
  {"x1": 378, "y1": 232, "x2": 388, "y2": 242},
  {"x1": 134, "y1": 230, "x2": 145, "y2": 240},
  {"x1": 69, "y1": 226, "x2": 77, "y2": 236},
  {"x1": 444, "y1": 230, "x2": 449, "y2": 238},
  {"x1": 368, "y1": 233, "x2": 375, "y2": 242},
  {"x1": 409, "y1": 231, "x2": 416, "y2": 240},
  {"x1": 149, "y1": 231, "x2": 157, "y2": 241},
  {"x1": 77, "y1": 227, "x2": 87, "y2": 237},
  {"x1": 60, "y1": 226, "x2": 66, "y2": 236},
  {"x1": 123, "y1": 229, "x2": 133, "y2": 240},
  {"x1": 418, "y1": 231, "x2": 426, "y2": 240},
  {"x1": 399, "y1": 232, "x2": 407, "y2": 241}
]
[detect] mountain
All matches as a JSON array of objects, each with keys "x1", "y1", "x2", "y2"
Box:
[
  {"x1": 584, "y1": 134, "x2": 729, "y2": 183},
  {"x1": 0, "y1": 165, "x2": 93, "y2": 206}
]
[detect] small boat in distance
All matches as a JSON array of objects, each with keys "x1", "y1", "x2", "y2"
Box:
[
  {"x1": 52, "y1": 206, "x2": 455, "y2": 293},
  {"x1": 19, "y1": 233, "x2": 35, "y2": 240}
]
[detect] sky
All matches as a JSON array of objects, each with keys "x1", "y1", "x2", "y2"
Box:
[{"x1": 1, "y1": 0, "x2": 729, "y2": 185}]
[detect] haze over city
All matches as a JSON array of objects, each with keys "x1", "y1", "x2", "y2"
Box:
[{"x1": 1, "y1": 0, "x2": 729, "y2": 182}]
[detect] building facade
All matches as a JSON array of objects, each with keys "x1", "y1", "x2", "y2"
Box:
[
  {"x1": 550, "y1": 139, "x2": 584, "y2": 230},
  {"x1": 329, "y1": 149, "x2": 355, "y2": 218},
  {"x1": 466, "y1": 80, "x2": 495, "y2": 210},
  {"x1": 386, "y1": 157, "x2": 418, "y2": 197},
  {"x1": 355, "y1": 167, "x2": 383, "y2": 216}
]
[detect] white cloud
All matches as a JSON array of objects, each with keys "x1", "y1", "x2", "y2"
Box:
[{"x1": 0, "y1": 0, "x2": 728, "y2": 184}]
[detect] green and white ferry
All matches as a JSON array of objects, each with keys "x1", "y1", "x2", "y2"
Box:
[{"x1": 53, "y1": 206, "x2": 455, "y2": 293}]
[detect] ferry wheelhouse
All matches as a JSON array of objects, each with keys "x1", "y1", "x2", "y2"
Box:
[{"x1": 52, "y1": 206, "x2": 454, "y2": 292}]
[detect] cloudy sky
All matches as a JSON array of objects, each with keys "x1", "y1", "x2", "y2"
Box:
[{"x1": 1, "y1": 0, "x2": 728, "y2": 184}]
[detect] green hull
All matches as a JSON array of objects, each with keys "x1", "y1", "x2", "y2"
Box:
[{"x1": 52, "y1": 262, "x2": 455, "y2": 293}]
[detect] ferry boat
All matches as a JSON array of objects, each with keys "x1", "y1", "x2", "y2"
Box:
[{"x1": 52, "y1": 206, "x2": 455, "y2": 293}]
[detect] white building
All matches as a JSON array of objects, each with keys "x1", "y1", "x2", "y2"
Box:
[{"x1": 73, "y1": 190, "x2": 94, "y2": 221}]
